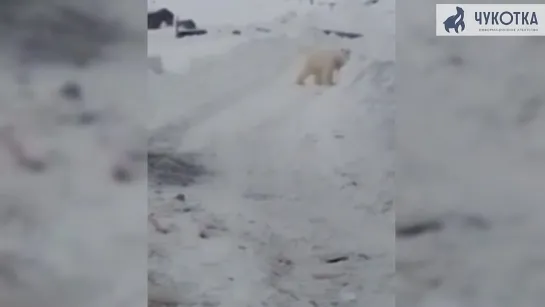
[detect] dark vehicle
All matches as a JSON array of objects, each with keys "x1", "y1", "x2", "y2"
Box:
[
  {"x1": 175, "y1": 19, "x2": 207, "y2": 38},
  {"x1": 148, "y1": 8, "x2": 174, "y2": 30}
]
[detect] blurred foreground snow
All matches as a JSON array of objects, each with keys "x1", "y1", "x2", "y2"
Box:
[
  {"x1": 397, "y1": 1, "x2": 545, "y2": 306},
  {"x1": 0, "y1": 1, "x2": 147, "y2": 307}
]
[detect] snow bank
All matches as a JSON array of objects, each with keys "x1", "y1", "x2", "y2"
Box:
[{"x1": 148, "y1": 31, "x2": 249, "y2": 73}]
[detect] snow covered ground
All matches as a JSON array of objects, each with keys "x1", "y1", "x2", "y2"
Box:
[
  {"x1": 147, "y1": 0, "x2": 394, "y2": 306},
  {"x1": 396, "y1": 1, "x2": 545, "y2": 307},
  {"x1": 0, "y1": 1, "x2": 147, "y2": 307}
]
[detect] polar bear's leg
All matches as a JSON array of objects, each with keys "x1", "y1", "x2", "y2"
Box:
[
  {"x1": 314, "y1": 72, "x2": 324, "y2": 85},
  {"x1": 323, "y1": 66, "x2": 335, "y2": 86},
  {"x1": 296, "y1": 69, "x2": 309, "y2": 85}
]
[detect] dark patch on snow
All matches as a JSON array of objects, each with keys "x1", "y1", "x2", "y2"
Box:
[
  {"x1": 174, "y1": 193, "x2": 186, "y2": 202},
  {"x1": 59, "y1": 81, "x2": 83, "y2": 101},
  {"x1": 112, "y1": 164, "x2": 133, "y2": 183},
  {"x1": 397, "y1": 214, "x2": 491, "y2": 238},
  {"x1": 382, "y1": 199, "x2": 394, "y2": 213},
  {"x1": 517, "y1": 96, "x2": 543, "y2": 126},
  {"x1": 175, "y1": 29, "x2": 207, "y2": 38},
  {"x1": 459, "y1": 214, "x2": 491, "y2": 230},
  {"x1": 447, "y1": 55, "x2": 464, "y2": 66},
  {"x1": 58, "y1": 111, "x2": 100, "y2": 126},
  {"x1": 198, "y1": 218, "x2": 228, "y2": 239},
  {"x1": 76, "y1": 111, "x2": 99, "y2": 125},
  {"x1": 148, "y1": 152, "x2": 208, "y2": 186},
  {"x1": 357, "y1": 253, "x2": 371, "y2": 260},
  {"x1": 396, "y1": 219, "x2": 444, "y2": 238},
  {"x1": 56, "y1": 82, "x2": 103, "y2": 126},
  {"x1": 148, "y1": 299, "x2": 178, "y2": 307},
  {"x1": 255, "y1": 27, "x2": 271, "y2": 33},
  {"x1": 324, "y1": 255, "x2": 349, "y2": 263},
  {"x1": 321, "y1": 29, "x2": 363, "y2": 39},
  {"x1": 243, "y1": 192, "x2": 277, "y2": 201},
  {"x1": 19, "y1": 158, "x2": 47, "y2": 173}
]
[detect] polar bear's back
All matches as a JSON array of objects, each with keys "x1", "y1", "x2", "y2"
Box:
[{"x1": 303, "y1": 48, "x2": 349, "y2": 70}]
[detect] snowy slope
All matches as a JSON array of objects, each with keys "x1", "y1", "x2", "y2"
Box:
[{"x1": 148, "y1": 0, "x2": 394, "y2": 306}]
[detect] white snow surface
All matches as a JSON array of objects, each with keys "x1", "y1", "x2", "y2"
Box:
[{"x1": 148, "y1": 0, "x2": 394, "y2": 306}]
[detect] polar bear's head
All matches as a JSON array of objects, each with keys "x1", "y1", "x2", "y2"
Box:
[
  {"x1": 335, "y1": 48, "x2": 351, "y2": 68},
  {"x1": 340, "y1": 48, "x2": 351, "y2": 60}
]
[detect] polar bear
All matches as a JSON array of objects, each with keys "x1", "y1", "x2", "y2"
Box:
[{"x1": 296, "y1": 48, "x2": 351, "y2": 86}]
